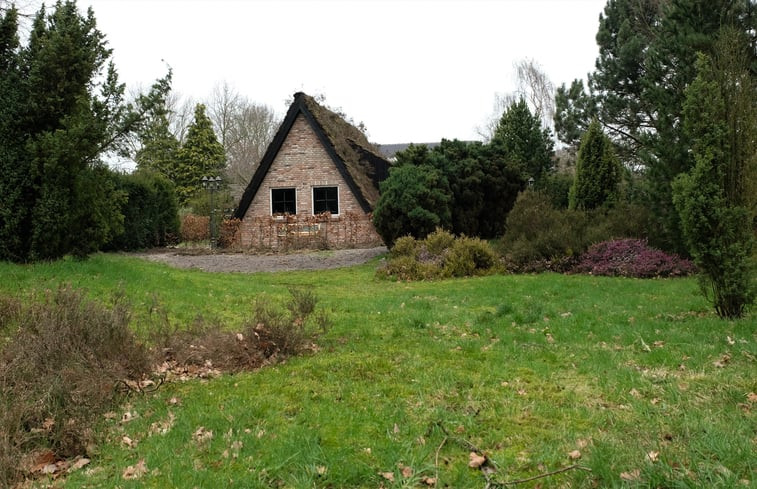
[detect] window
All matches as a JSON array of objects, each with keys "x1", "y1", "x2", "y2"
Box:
[
  {"x1": 313, "y1": 186, "x2": 339, "y2": 215},
  {"x1": 271, "y1": 188, "x2": 296, "y2": 215}
]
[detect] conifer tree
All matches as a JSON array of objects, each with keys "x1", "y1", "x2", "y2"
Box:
[
  {"x1": 672, "y1": 32, "x2": 756, "y2": 319},
  {"x1": 174, "y1": 103, "x2": 226, "y2": 204},
  {"x1": 569, "y1": 119, "x2": 620, "y2": 210},
  {"x1": 491, "y1": 98, "x2": 554, "y2": 184},
  {"x1": 0, "y1": 1, "x2": 170, "y2": 261}
]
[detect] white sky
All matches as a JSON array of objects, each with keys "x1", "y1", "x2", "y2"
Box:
[{"x1": 83, "y1": 0, "x2": 607, "y2": 144}]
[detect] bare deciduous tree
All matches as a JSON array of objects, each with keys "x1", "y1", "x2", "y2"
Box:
[
  {"x1": 206, "y1": 81, "x2": 279, "y2": 186},
  {"x1": 166, "y1": 91, "x2": 196, "y2": 144},
  {"x1": 478, "y1": 58, "x2": 556, "y2": 141}
]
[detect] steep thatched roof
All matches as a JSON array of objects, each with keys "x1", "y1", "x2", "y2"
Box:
[{"x1": 234, "y1": 93, "x2": 390, "y2": 219}]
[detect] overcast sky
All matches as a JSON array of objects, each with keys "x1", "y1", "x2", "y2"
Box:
[{"x1": 82, "y1": 0, "x2": 607, "y2": 144}]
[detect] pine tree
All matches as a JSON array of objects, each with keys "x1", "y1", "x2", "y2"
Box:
[
  {"x1": 583, "y1": 0, "x2": 756, "y2": 253},
  {"x1": 174, "y1": 103, "x2": 226, "y2": 205},
  {"x1": 491, "y1": 98, "x2": 554, "y2": 184},
  {"x1": 569, "y1": 119, "x2": 621, "y2": 210}
]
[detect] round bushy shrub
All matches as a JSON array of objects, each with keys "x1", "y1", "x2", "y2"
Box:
[
  {"x1": 391, "y1": 235, "x2": 420, "y2": 258},
  {"x1": 379, "y1": 232, "x2": 500, "y2": 280},
  {"x1": 442, "y1": 236, "x2": 500, "y2": 278},
  {"x1": 573, "y1": 239, "x2": 696, "y2": 278}
]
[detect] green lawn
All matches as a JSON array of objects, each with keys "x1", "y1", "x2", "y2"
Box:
[{"x1": 1, "y1": 254, "x2": 755, "y2": 488}]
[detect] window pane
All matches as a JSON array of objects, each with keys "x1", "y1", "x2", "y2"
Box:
[
  {"x1": 313, "y1": 187, "x2": 338, "y2": 214},
  {"x1": 271, "y1": 188, "x2": 296, "y2": 214}
]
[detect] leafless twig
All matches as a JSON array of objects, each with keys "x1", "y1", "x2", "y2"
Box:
[{"x1": 497, "y1": 464, "x2": 592, "y2": 486}]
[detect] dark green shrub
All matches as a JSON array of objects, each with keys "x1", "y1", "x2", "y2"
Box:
[
  {"x1": 373, "y1": 164, "x2": 452, "y2": 247},
  {"x1": 106, "y1": 171, "x2": 180, "y2": 250},
  {"x1": 500, "y1": 190, "x2": 590, "y2": 270},
  {"x1": 500, "y1": 190, "x2": 652, "y2": 272},
  {"x1": 538, "y1": 172, "x2": 574, "y2": 209}
]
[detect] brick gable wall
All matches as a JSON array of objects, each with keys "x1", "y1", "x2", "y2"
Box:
[{"x1": 237, "y1": 114, "x2": 383, "y2": 250}]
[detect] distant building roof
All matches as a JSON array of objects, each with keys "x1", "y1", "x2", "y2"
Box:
[{"x1": 376, "y1": 142, "x2": 442, "y2": 161}]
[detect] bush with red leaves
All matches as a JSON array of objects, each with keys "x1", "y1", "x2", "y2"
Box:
[{"x1": 573, "y1": 239, "x2": 696, "y2": 278}]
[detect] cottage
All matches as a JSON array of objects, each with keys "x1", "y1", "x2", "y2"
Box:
[{"x1": 233, "y1": 93, "x2": 390, "y2": 250}]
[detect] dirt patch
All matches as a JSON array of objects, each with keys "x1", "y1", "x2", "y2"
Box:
[{"x1": 132, "y1": 246, "x2": 388, "y2": 273}]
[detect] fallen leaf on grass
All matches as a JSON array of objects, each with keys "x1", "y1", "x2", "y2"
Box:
[
  {"x1": 193, "y1": 426, "x2": 213, "y2": 445},
  {"x1": 149, "y1": 411, "x2": 176, "y2": 436},
  {"x1": 401, "y1": 465, "x2": 413, "y2": 478},
  {"x1": 316, "y1": 465, "x2": 327, "y2": 475},
  {"x1": 646, "y1": 450, "x2": 660, "y2": 462},
  {"x1": 568, "y1": 450, "x2": 582, "y2": 460},
  {"x1": 629, "y1": 388, "x2": 642, "y2": 399},
  {"x1": 422, "y1": 475, "x2": 437, "y2": 485},
  {"x1": 122, "y1": 435, "x2": 137, "y2": 448},
  {"x1": 122, "y1": 459, "x2": 148, "y2": 480},
  {"x1": 620, "y1": 469, "x2": 641, "y2": 481},
  {"x1": 67, "y1": 457, "x2": 90, "y2": 473},
  {"x1": 713, "y1": 353, "x2": 731, "y2": 368},
  {"x1": 746, "y1": 392, "x2": 757, "y2": 403},
  {"x1": 468, "y1": 452, "x2": 487, "y2": 468},
  {"x1": 380, "y1": 471, "x2": 395, "y2": 482}
]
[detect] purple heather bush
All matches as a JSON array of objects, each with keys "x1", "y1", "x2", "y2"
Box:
[{"x1": 573, "y1": 239, "x2": 696, "y2": 278}]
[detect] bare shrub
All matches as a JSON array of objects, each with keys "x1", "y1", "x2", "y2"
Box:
[
  {"x1": 244, "y1": 287, "x2": 329, "y2": 357},
  {"x1": 150, "y1": 288, "x2": 329, "y2": 372},
  {"x1": 180, "y1": 214, "x2": 210, "y2": 243},
  {"x1": 218, "y1": 217, "x2": 242, "y2": 248},
  {"x1": 0, "y1": 287, "x2": 151, "y2": 486}
]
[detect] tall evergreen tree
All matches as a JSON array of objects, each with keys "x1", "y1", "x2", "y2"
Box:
[
  {"x1": 0, "y1": 6, "x2": 29, "y2": 261},
  {"x1": 569, "y1": 119, "x2": 621, "y2": 210},
  {"x1": 136, "y1": 109, "x2": 180, "y2": 181},
  {"x1": 0, "y1": 1, "x2": 170, "y2": 262},
  {"x1": 174, "y1": 103, "x2": 226, "y2": 204},
  {"x1": 579, "y1": 0, "x2": 756, "y2": 253},
  {"x1": 491, "y1": 98, "x2": 554, "y2": 184},
  {"x1": 672, "y1": 31, "x2": 756, "y2": 319}
]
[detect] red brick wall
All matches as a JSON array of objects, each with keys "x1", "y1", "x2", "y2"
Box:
[{"x1": 238, "y1": 114, "x2": 383, "y2": 250}]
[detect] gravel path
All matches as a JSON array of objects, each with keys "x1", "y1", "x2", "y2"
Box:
[{"x1": 132, "y1": 246, "x2": 388, "y2": 273}]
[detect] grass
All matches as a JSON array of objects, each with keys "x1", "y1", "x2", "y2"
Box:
[{"x1": 1, "y1": 254, "x2": 755, "y2": 488}]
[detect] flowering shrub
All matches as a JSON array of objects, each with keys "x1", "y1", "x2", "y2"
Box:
[{"x1": 573, "y1": 239, "x2": 696, "y2": 278}]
